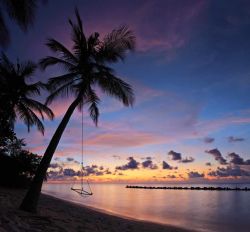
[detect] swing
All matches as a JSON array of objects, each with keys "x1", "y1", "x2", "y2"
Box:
[{"x1": 71, "y1": 107, "x2": 93, "y2": 196}]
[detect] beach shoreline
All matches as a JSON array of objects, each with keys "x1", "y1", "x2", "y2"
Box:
[{"x1": 0, "y1": 186, "x2": 192, "y2": 232}]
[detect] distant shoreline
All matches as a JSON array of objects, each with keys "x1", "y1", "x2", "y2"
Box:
[{"x1": 0, "y1": 187, "x2": 192, "y2": 232}]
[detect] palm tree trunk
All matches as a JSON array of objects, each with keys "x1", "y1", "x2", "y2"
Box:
[{"x1": 19, "y1": 97, "x2": 81, "y2": 212}]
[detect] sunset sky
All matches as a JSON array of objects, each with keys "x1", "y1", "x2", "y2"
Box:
[{"x1": 6, "y1": 0, "x2": 250, "y2": 183}]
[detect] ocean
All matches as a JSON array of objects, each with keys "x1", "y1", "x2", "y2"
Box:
[{"x1": 42, "y1": 183, "x2": 250, "y2": 232}]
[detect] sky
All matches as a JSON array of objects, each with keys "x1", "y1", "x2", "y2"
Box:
[{"x1": 5, "y1": 0, "x2": 250, "y2": 183}]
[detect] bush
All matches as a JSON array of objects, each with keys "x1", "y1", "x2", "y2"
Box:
[{"x1": 0, "y1": 150, "x2": 41, "y2": 188}]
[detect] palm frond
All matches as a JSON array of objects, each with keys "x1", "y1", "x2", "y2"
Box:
[
  {"x1": 95, "y1": 72, "x2": 134, "y2": 106},
  {"x1": 84, "y1": 88, "x2": 100, "y2": 126},
  {"x1": 68, "y1": 8, "x2": 87, "y2": 57},
  {"x1": 22, "y1": 98, "x2": 54, "y2": 120},
  {"x1": 0, "y1": 52, "x2": 15, "y2": 72},
  {"x1": 25, "y1": 81, "x2": 47, "y2": 96},
  {"x1": 46, "y1": 73, "x2": 79, "y2": 91},
  {"x1": 39, "y1": 56, "x2": 76, "y2": 71},
  {"x1": 74, "y1": 7, "x2": 85, "y2": 40},
  {"x1": 0, "y1": 11, "x2": 10, "y2": 47},
  {"x1": 88, "y1": 32, "x2": 99, "y2": 53},
  {"x1": 16, "y1": 102, "x2": 45, "y2": 135},
  {"x1": 45, "y1": 38, "x2": 77, "y2": 64},
  {"x1": 46, "y1": 80, "x2": 76, "y2": 105},
  {"x1": 97, "y1": 25, "x2": 136, "y2": 63},
  {"x1": 2, "y1": 0, "x2": 37, "y2": 31},
  {"x1": 20, "y1": 61, "x2": 37, "y2": 77}
]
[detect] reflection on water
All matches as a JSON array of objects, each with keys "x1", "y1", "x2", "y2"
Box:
[{"x1": 42, "y1": 183, "x2": 250, "y2": 232}]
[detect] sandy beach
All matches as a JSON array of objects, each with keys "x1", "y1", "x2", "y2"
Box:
[{"x1": 0, "y1": 187, "x2": 192, "y2": 232}]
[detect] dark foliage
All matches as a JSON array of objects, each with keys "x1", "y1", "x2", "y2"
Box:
[
  {"x1": 0, "y1": 53, "x2": 54, "y2": 134},
  {"x1": 0, "y1": 151, "x2": 41, "y2": 188},
  {"x1": 0, "y1": 0, "x2": 46, "y2": 47},
  {"x1": 0, "y1": 131, "x2": 41, "y2": 188}
]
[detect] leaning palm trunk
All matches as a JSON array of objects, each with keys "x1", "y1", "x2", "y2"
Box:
[{"x1": 20, "y1": 97, "x2": 81, "y2": 212}]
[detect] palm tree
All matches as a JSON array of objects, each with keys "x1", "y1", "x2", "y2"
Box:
[
  {"x1": 0, "y1": 0, "x2": 45, "y2": 47},
  {"x1": 0, "y1": 52, "x2": 54, "y2": 134},
  {"x1": 20, "y1": 8, "x2": 135, "y2": 212}
]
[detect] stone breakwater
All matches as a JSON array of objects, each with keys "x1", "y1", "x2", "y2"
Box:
[{"x1": 126, "y1": 185, "x2": 250, "y2": 191}]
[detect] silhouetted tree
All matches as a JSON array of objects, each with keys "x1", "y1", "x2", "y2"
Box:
[
  {"x1": 20, "y1": 8, "x2": 135, "y2": 212},
  {"x1": 0, "y1": 109, "x2": 15, "y2": 155},
  {"x1": 0, "y1": 136, "x2": 42, "y2": 188},
  {"x1": 0, "y1": 0, "x2": 45, "y2": 47},
  {"x1": 0, "y1": 52, "x2": 54, "y2": 134}
]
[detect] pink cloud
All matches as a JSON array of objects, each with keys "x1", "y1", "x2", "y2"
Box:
[
  {"x1": 196, "y1": 116, "x2": 250, "y2": 134},
  {"x1": 85, "y1": 131, "x2": 167, "y2": 148},
  {"x1": 81, "y1": 0, "x2": 207, "y2": 54}
]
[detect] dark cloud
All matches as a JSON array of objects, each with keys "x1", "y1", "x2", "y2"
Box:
[
  {"x1": 49, "y1": 164, "x2": 109, "y2": 178},
  {"x1": 49, "y1": 163, "x2": 61, "y2": 169},
  {"x1": 47, "y1": 170, "x2": 64, "y2": 179},
  {"x1": 95, "y1": 171, "x2": 104, "y2": 176},
  {"x1": 167, "y1": 174, "x2": 177, "y2": 179},
  {"x1": 205, "y1": 162, "x2": 212, "y2": 166},
  {"x1": 228, "y1": 153, "x2": 250, "y2": 165},
  {"x1": 47, "y1": 162, "x2": 64, "y2": 179},
  {"x1": 208, "y1": 166, "x2": 250, "y2": 177},
  {"x1": 204, "y1": 137, "x2": 215, "y2": 143},
  {"x1": 228, "y1": 136, "x2": 245, "y2": 143},
  {"x1": 188, "y1": 171, "x2": 204, "y2": 178},
  {"x1": 141, "y1": 156, "x2": 154, "y2": 160},
  {"x1": 63, "y1": 168, "x2": 77, "y2": 177},
  {"x1": 205, "y1": 148, "x2": 227, "y2": 165},
  {"x1": 84, "y1": 165, "x2": 98, "y2": 176},
  {"x1": 104, "y1": 168, "x2": 112, "y2": 175},
  {"x1": 82, "y1": 165, "x2": 113, "y2": 176},
  {"x1": 141, "y1": 157, "x2": 158, "y2": 169},
  {"x1": 168, "y1": 150, "x2": 182, "y2": 160},
  {"x1": 162, "y1": 161, "x2": 177, "y2": 170},
  {"x1": 181, "y1": 157, "x2": 195, "y2": 163},
  {"x1": 116, "y1": 157, "x2": 139, "y2": 170},
  {"x1": 66, "y1": 157, "x2": 74, "y2": 162},
  {"x1": 168, "y1": 150, "x2": 195, "y2": 164}
]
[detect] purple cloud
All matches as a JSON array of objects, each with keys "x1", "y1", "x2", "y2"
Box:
[
  {"x1": 203, "y1": 137, "x2": 215, "y2": 143},
  {"x1": 168, "y1": 150, "x2": 182, "y2": 160},
  {"x1": 116, "y1": 157, "x2": 140, "y2": 170},
  {"x1": 228, "y1": 153, "x2": 250, "y2": 165},
  {"x1": 208, "y1": 166, "x2": 250, "y2": 177},
  {"x1": 205, "y1": 148, "x2": 227, "y2": 165},
  {"x1": 181, "y1": 157, "x2": 195, "y2": 163},
  {"x1": 162, "y1": 161, "x2": 177, "y2": 170},
  {"x1": 141, "y1": 157, "x2": 158, "y2": 169},
  {"x1": 188, "y1": 171, "x2": 204, "y2": 178},
  {"x1": 228, "y1": 136, "x2": 245, "y2": 143}
]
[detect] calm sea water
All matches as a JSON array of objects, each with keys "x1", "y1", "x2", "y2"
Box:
[{"x1": 42, "y1": 183, "x2": 250, "y2": 232}]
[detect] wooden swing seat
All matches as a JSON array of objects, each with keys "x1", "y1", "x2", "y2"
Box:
[{"x1": 71, "y1": 187, "x2": 93, "y2": 195}]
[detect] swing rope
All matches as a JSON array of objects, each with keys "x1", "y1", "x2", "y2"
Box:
[{"x1": 71, "y1": 107, "x2": 93, "y2": 196}]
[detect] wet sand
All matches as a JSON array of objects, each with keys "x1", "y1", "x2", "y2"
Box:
[{"x1": 0, "y1": 186, "x2": 193, "y2": 232}]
